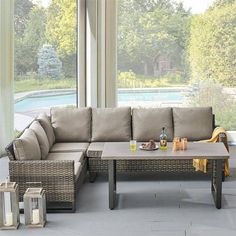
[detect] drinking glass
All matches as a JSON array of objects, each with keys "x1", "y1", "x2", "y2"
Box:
[
  {"x1": 130, "y1": 140, "x2": 137, "y2": 151},
  {"x1": 181, "y1": 138, "x2": 188, "y2": 150}
]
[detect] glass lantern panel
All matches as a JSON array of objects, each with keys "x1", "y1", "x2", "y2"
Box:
[
  {"x1": 3, "y1": 192, "x2": 13, "y2": 226},
  {"x1": 30, "y1": 198, "x2": 40, "y2": 225}
]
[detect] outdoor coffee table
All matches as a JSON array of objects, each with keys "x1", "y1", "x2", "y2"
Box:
[{"x1": 101, "y1": 142, "x2": 229, "y2": 210}]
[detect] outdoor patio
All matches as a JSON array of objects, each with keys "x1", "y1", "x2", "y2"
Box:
[
  {"x1": 0, "y1": 147, "x2": 236, "y2": 236},
  {"x1": 1, "y1": 0, "x2": 236, "y2": 235}
]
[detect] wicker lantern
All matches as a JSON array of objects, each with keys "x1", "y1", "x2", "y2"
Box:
[
  {"x1": 0, "y1": 182, "x2": 20, "y2": 230},
  {"x1": 24, "y1": 188, "x2": 46, "y2": 228}
]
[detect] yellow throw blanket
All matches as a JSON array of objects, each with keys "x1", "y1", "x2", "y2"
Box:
[{"x1": 193, "y1": 127, "x2": 229, "y2": 177}]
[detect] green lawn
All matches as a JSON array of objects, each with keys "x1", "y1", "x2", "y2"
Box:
[
  {"x1": 15, "y1": 78, "x2": 76, "y2": 93},
  {"x1": 15, "y1": 74, "x2": 187, "y2": 94},
  {"x1": 117, "y1": 72, "x2": 188, "y2": 88}
]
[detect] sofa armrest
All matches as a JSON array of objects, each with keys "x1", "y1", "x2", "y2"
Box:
[{"x1": 9, "y1": 160, "x2": 75, "y2": 202}]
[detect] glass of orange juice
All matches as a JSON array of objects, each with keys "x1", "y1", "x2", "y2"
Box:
[{"x1": 130, "y1": 140, "x2": 137, "y2": 151}]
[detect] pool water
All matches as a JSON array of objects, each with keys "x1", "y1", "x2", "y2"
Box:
[
  {"x1": 118, "y1": 91, "x2": 183, "y2": 102},
  {"x1": 15, "y1": 93, "x2": 76, "y2": 112},
  {"x1": 15, "y1": 90, "x2": 185, "y2": 112}
]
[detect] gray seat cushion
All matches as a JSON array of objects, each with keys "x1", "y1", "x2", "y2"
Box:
[
  {"x1": 132, "y1": 108, "x2": 173, "y2": 141},
  {"x1": 74, "y1": 162, "x2": 82, "y2": 180},
  {"x1": 13, "y1": 129, "x2": 41, "y2": 160},
  {"x1": 37, "y1": 113, "x2": 55, "y2": 147},
  {"x1": 87, "y1": 142, "x2": 105, "y2": 158},
  {"x1": 51, "y1": 107, "x2": 91, "y2": 142},
  {"x1": 92, "y1": 107, "x2": 131, "y2": 141},
  {"x1": 173, "y1": 107, "x2": 213, "y2": 141},
  {"x1": 46, "y1": 152, "x2": 84, "y2": 163},
  {"x1": 50, "y1": 142, "x2": 89, "y2": 154},
  {"x1": 46, "y1": 152, "x2": 83, "y2": 180},
  {"x1": 29, "y1": 121, "x2": 50, "y2": 159}
]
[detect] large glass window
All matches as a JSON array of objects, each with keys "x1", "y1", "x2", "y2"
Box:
[
  {"x1": 117, "y1": 0, "x2": 236, "y2": 130},
  {"x1": 14, "y1": 0, "x2": 78, "y2": 133}
]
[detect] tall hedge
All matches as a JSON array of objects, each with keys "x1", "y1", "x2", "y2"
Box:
[{"x1": 188, "y1": 1, "x2": 236, "y2": 86}]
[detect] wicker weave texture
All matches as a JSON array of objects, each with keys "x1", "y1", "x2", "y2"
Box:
[
  {"x1": 88, "y1": 132, "x2": 228, "y2": 175},
  {"x1": 9, "y1": 160, "x2": 87, "y2": 212},
  {"x1": 88, "y1": 159, "x2": 213, "y2": 174}
]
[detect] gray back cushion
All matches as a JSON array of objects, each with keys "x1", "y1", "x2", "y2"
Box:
[
  {"x1": 29, "y1": 121, "x2": 50, "y2": 160},
  {"x1": 92, "y1": 107, "x2": 131, "y2": 141},
  {"x1": 37, "y1": 113, "x2": 55, "y2": 147},
  {"x1": 13, "y1": 129, "x2": 41, "y2": 160},
  {"x1": 132, "y1": 108, "x2": 174, "y2": 141},
  {"x1": 51, "y1": 107, "x2": 91, "y2": 142},
  {"x1": 173, "y1": 107, "x2": 213, "y2": 141}
]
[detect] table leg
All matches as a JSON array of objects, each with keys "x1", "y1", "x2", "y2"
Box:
[
  {"x1": 108, "y1": 160, "x2": 117, "y2": 210},
  {"x1": 211, "y1": 159, "x2": 223, "y2": 209},
  {"x1": 114, "y1": 160, "x2": 117, "y2": 191}
]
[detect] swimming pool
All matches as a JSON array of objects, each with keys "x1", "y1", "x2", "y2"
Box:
[
  {"x1": 15, "y1": 92, "x2": 76, "y2": 112},
  {"x1": 118, "y1": 90, "x2": 183, "y2": 102},
  {"x1": 15, "y1": 89, "x2": 186, "y2": 112}
]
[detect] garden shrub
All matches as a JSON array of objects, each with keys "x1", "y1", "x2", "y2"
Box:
[{"x1": 188, "y1": 78, "x2": 236, "y2": 130}]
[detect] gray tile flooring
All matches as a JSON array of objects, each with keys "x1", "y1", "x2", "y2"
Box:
[{"x1": 0, "y1": 147, "x2": 236, "y2": 236}]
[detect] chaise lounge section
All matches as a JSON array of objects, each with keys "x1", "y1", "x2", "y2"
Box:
[{"x1": 6, "y1": 108, "x2": 91, "y2": 212}]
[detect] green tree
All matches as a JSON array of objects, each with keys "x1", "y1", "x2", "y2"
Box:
[
  {"x1": 46, "y1": 0, "x2": 76, "y2": 56},
  {"x1": 14, "y1": 0, "x2": 34, "y2": 37},
  {"x1": 15, "y1": 6, "x2": 46, "y2": 75},
  {"x1": 61, "y1": 54, "x2": 77, "y2": 78},
  {"x1": 118, "y1": 0, "x2": 190, "y2": 76},
  {"x1": 211, "y1": 0, "x2": 236, "y2": 8},
  {"x1": 188, "y1": 1, "x2": 236, "y2": 86}
]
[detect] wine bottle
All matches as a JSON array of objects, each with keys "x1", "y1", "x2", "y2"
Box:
[{"x1": 160, "y1": 127, "x2": 167, "y2": 150}]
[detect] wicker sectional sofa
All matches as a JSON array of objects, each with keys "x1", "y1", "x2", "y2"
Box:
[{"x1": 6, "y1": 106, "x2": 227, "y2": 212}]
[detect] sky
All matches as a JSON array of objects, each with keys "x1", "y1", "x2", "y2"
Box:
[
  {"x1": 36, "y1": 0, "x2": 215, "y2": 14},
  {"x1": 31, "y1": 0, "x2": 51, "y2": 8},
  {"x1": 176, "y1": 0, "x2": 215, "y2": 14}
]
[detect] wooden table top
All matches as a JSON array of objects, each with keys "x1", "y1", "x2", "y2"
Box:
[{"x1": 101, "y1": 142, "x2": 229, "y2": 160}]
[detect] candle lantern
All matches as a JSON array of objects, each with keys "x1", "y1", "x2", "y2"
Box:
[
  {"x1": 24, "y1": 188, "x2": 46, "y2": 228},
  {"x1": 0, "y1": 182, "x2": 20, "y2": 230}
]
